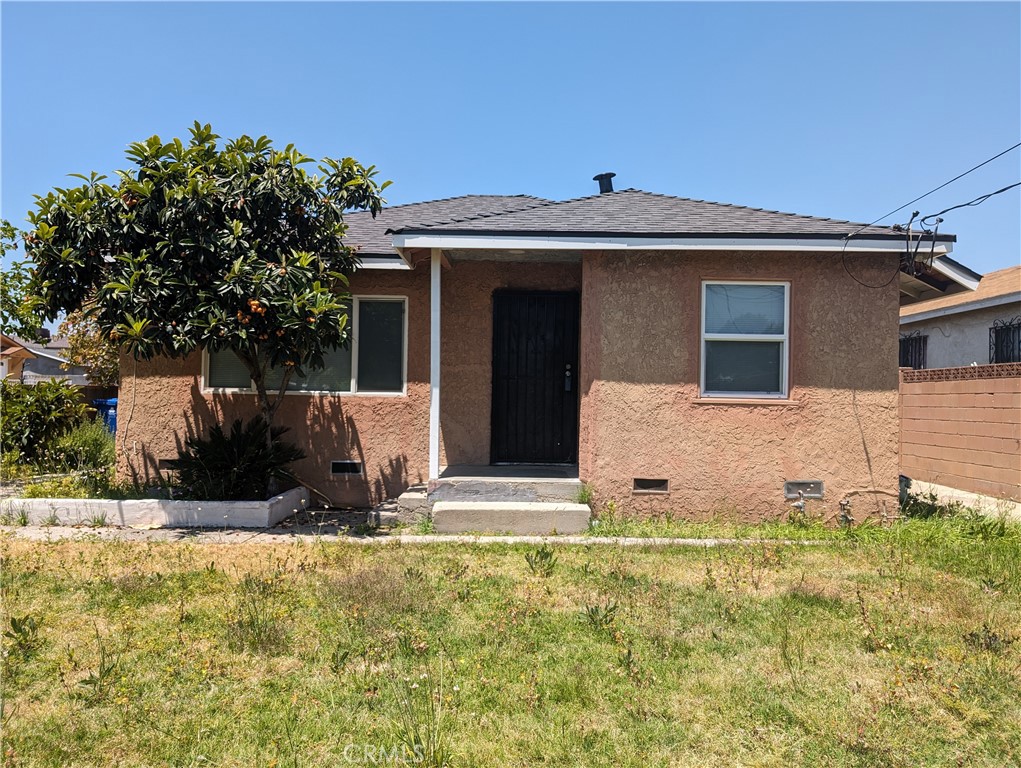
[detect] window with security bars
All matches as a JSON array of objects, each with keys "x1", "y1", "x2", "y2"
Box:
[
  {"x1": 990, "y1": 317, "x2": 1021, "y2": 364},
  {"x1": 899, "y1": 333, "x2": 927, "y2": 369}
]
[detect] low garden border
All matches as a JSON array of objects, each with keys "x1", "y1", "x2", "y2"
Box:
[{"x1": 0, "y1": 486, "x2": 309, "y2": 529}]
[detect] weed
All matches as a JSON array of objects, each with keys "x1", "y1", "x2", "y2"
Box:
[
  {"x1": 575, "y1": 483, "x2": 595, "y2": 506},
  {"x1": 87, "y1": 511, "x2": 108, "y2": 528},
  {"x1": 42, "y1": 511, "x2": 60, "y2": 526},
  {"x1": 581, "y1": 600, "x2": 618, "y2": 631},
  {"x1": 525, "y1": 545, "x2": 557, "y2": 578},
  {"x1": 390, "y1": 668, "x2": 451, "y2": 768},
  {"x1": 77, "y1": 627, "x2": 120, "y2": 701},
  {"x1": 901, "y1": 490, "x2": 964, "y2": 520},
  {"x1": 776, "y1": 603, "x2": 806, "y2": 693},
  {"x1": 3, "y1": 613, "x2": 41, "y2": 673},
  {"x1": 856, "y1": 588, "x2": 892, "y2": 653},
  {"x1": 964, "y1": 624, "x2": 1015, "y2": 654},
  {"x1": 225, "y1": 573, "x2": 289, "y2": 654},
  {"x1": 330, "y1": 644, "x2": 352, "y2": 674}
]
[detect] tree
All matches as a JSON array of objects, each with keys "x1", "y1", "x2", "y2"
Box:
[
  {"x1": 0, "y1": 219, "x2": 43, "y2": 340},
  {"x1": 58, "y1": 309, "x2": 119, "y2": 387},
  {"x1": 26, "y1": 122, "x2": 388, "y2": 435}
]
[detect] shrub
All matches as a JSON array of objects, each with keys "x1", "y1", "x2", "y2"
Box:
[
  {"x1": 0, "y1": 379, "x2": 88, "y2": 461},
  {"x1": 49, "y1": 418, "x2": 115, "y2": 471},
  {"x1": 167, "y1": 416, "x2": 305, "y2": 501}
]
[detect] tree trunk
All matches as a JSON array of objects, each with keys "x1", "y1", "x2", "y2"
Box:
[{"x1": 238, "y1": 347, "x2": 293, "y2": 499}]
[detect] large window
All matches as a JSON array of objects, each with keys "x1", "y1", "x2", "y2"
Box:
[
  {"x1": 899, "y1": 332, "x2": 928, "y2": 369},
  {"x1": 990, "y1": 317, "x2": 1021, "y2": 364},
  {"x1": 701, "y1": 281, "x2": 789, "y2": 398},
  {"x1": 205, "y1": 297, "x2": 406, "y2": 394}
]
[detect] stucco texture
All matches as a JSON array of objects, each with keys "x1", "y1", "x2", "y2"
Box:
[
  {"x1": 117, "y1": 269, "x2": 431, "y2": 508},
  {"x1": 439, "y1": 258, "x2": 582, "y2": 466},
  {"x1": 901, "y1": 303, "x2": 1021, "y2": 369},
  {"x1": 119, "y1": 249, "x2": 901, "y2": 520},
  {"x1": 578, "y1": 250, "x2": 902, "y2": 521}
]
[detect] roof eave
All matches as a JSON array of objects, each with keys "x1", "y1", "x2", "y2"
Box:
[{"x1": 389, "y1": 231, "x2": 955, "y2": 254}]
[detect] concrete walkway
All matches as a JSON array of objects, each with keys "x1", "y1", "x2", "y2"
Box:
[
  {"x1": 0, "y1": 524, "x2": 826, "y2": 548},
  {"x1": 910, "y1": 480, "x2": 1021, "y2": 521}
]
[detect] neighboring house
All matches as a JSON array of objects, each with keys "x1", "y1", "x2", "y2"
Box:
[
  {"x1": 899, "y1": 265, "x2": 1021, "y2": 369},
  {"x1": 0, "y1": 333, "x2": 36, "y2": 381},
  {"x1": 117, "y1": 177, "x2": 976, "y2": 520},
  {"x1": 4, "y1": 334, "x2": 90, "y2": 386}
]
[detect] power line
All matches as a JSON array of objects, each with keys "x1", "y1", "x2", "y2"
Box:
[
  {"x1": 845, "y1": 141, "x2": 1021, "y2": 239},
  {"x1": 921, "y1": 182, "x2": 1021, "y2": 226}
]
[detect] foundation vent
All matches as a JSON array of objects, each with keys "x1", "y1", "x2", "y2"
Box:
[
  {"x1": 633, "y1": 478, "x2": 669, "y2": 494},
  {"x1": 784, "y1": 480, "x2": 824, "y2": 500},
  {"x1": 332, "y1": 461, "x2": 364, "y2": 476},
  {"x1": 157, "y1": 458, "x2": 176, "y2": 471}
]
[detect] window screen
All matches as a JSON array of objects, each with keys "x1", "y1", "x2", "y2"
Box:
[
  {"x1": 207, "y1": 349, "x2": 254, "y2": 389},
  {"x1": 705, "y1": 340, "x2": 783, "y2": 393},
  {"x1": 702, "y1": 282, "x2": 789, "y2": 397},
  {"x1": 357, "y1": 300, "x2": 405, "y2": 392}
]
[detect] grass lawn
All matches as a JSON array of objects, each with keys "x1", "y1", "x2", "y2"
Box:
[{"x1": 1, "y1": 517, "x2": 1019, "y2": 767}]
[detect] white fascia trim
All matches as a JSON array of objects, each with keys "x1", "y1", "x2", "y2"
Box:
[
  {"x1": 929, "y1": 257, "x2": 980, "y2": 292},
  {"x1": 359, "y1": 259, "x2": 411, "y2": 270},
  {"x1": 900, "y1": 291, "x2": 1021, "y2": 325},
  {"x1": 391, "y1": 233, "x2": 953, "y2": 254}
]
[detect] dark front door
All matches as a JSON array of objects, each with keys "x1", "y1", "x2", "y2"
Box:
[{"x1": 491, "y1": 291, "x2": 580, "y2": 464}]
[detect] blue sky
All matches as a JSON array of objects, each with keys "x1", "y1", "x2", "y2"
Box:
[{"x1": 2, "y1": 1, "x2": 1019, "y2": 274}]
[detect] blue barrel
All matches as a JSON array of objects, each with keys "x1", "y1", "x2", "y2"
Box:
[{"x1": 92, "y1": 398, "x2": 118, "y2": 433}]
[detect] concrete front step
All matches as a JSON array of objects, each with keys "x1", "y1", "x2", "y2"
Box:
[
  {"x1": 431, "y1": 501, "x2": 591, "y2": 535},
  {"x1": 428, "y1": 477, "x2": 583, "y2": 504}
]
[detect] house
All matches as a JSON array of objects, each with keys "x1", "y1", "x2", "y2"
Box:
[
  {"x1": 0, "y1": 333, "x2": 90, "y2": 385},
  {"x1": 0, "y1": 333, "x2": 36, "y2": 381},
  {"x1": 899, "y1": 265, "x2": 1021, "y2": 369},
  {"x1": 117, "y1": 176, "x2": 977, "y2": 522}
]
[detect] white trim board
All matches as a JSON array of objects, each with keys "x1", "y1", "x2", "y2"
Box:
[{"x1": 392, "y1": 233, "x2": 954, "y2": 255}]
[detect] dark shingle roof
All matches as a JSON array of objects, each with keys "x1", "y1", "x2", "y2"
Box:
[
  {"x1": 343, "y1": 194, "x2": 549, "y2": 255},
  {"x1": 389, "y1": 189, "x2": 956, "y2": 242}
]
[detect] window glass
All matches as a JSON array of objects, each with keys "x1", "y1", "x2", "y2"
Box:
[
  {"x1": 357, "y1": 300, "x2": 404, "y2": 392},
  {"x1": 204, "y1": 297, "x2": 405, "y2": 393},
  {"x1": 705, "y1": 284, "x2": 785, "y2": 335},
  {"x1": 207, "y1": 349, "x2": 253, "y2": 389},
  {"x1": 265, "y1": 346, "x2": 352, "y2": 393},
  {"x1": 705, "y1": 340, "x2": 783, "y2": 393}
]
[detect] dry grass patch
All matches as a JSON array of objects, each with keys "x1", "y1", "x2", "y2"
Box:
[{"x1": 1, "y1": 522, "x2": 1020, "y2": 766}]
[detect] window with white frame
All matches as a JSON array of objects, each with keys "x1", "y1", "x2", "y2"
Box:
[
  {"x1": 701, "y1": 281, "x2": 789, "y2": 397},
  {"x1": 205, "y1": 297, "x2": 406, "y2": 394}
]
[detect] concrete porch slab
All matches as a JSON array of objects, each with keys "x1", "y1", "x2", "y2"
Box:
[
  {"x1": 431, "y1": 501, "x2": 590, "y2": 535},
  {"x1": 439, "y1": 464, "x2": 579, "y2": 481}
]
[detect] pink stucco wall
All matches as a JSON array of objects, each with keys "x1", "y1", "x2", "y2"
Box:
[
  {"x1": 118, "y1": 249, "x2": 901, "y2": 519},
  {"x1": 117, "y1": 268, "x2": 432, "y2": 507},
  {"x1": 578, "y1": 250, "x2": 901, "y2": 520},
  {"x1": 439, "y1": 259, "x2": 582, "y2": 466}
]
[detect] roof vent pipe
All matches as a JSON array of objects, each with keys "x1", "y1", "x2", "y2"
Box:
[{"x1": 593, "y1": 172, "x2": 616, "y2": 194}]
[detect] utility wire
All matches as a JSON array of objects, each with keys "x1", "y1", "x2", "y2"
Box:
[
  {"x1": 921, "y1": 182, "x2": 1021, "y2": 226},
  {"x1": 845, "y1": 141, "x2": 1021, "y2": 239}
]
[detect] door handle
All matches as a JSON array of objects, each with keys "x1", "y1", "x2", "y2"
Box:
[{"x1": 564, "y1": 363, "x2": 572, "y2": 392}]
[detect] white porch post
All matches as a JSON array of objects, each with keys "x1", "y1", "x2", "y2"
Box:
[{"x1": 428, "y1": 248, "x2": 442, "y2": 481}]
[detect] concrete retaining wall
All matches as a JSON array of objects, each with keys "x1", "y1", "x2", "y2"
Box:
[{"x1": 0, "y1": 486, "x2": 309, "y2": 528}]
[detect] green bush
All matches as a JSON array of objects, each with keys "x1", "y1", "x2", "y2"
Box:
[
  {"x1": 167, "y1": 416, "x2": 305, "y2": 501},
  {"x1": 0, "y1": 379, "x2": 88, "y2": 462},
  {"x1": 46, "y1": 418, "x2": 116, "y2": 471}
]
